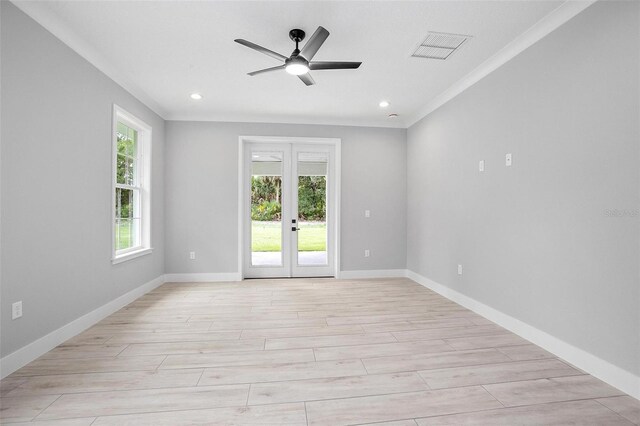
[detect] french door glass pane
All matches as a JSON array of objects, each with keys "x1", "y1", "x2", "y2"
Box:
[
  {"x1": 115, "y1": 187, "x2": 141, "y2": 251},
  {"x1": 297, "y1": 152, "x2": 328, "y2": 266},
  {"x1": 251, "y1": 152, "x2": 283, "y2": 267}
]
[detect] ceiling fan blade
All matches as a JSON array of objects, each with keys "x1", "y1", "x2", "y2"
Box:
[
  {"x1": 234, "y1": 39, "x2": 287, "y2": 62},
  {"x1": 309, "y1": 61, "x2": 362, "y2": 70},
  {"x1": 248, "y1": 65, "x2": 285, "y2": 76},
  {"x1": 298, "y1": 73, "x2": 316, "y2": 86},
  {"x1": 299, "y1": 26, "x2": 330, "y2": 61}
]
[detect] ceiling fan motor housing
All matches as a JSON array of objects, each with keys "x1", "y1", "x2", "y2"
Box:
[{"x1": 285, "y1": 56, "x2": 309, "y2": 67}]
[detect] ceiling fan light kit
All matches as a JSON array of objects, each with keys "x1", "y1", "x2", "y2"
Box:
[
  {"x1": 235, "y1": 26, "x2": 362, "y2": 86},
  {"x1": 285, "y1": 57, "x2": 309, "y2": 75}
]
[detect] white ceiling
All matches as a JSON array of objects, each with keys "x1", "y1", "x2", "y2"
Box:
[{"x1": 16, "y1": 0, "x2": 566, "y2": 128}]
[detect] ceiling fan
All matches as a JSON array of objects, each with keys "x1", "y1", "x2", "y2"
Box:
[{"x1": 234, "y1": 26, "x2": 362, "y2": 86}]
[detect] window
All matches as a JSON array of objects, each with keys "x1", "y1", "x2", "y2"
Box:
[{"x1": 112, "y1": 105, "x2": 152, "y2": 263}]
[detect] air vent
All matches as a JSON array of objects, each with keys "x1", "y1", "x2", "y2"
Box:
[{"x1": 412, "y1": 32, "x2": 471, "y2": 60}]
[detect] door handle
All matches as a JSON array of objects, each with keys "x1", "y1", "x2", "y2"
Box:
[{"x1": 291, "y1": 227, "x2": 300, "y2": 231}]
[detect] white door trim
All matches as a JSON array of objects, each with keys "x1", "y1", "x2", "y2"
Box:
[{"x1": 238, "y1": 136, "x2": 341, "y2": 279}]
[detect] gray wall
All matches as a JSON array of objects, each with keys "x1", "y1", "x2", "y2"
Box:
[
  {"x1": 165, "y1": 121, "x2": 406, "y2": 274},
  {"x1": 407, "y1": 0, "x2": 639, "y2": 375},
  {"x1": 1, "y1": 3, "x2": 165, "y2": 357},
  {"x1": 3, "y1": 0, "x2": 636, "y2": 385}
]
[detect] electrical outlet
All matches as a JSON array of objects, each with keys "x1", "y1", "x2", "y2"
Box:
[
  {"x1": 505, "y1": 153, "x2": 512, "y2": 167},
  {"x1": 457, "y1": 264, "x2": 463, "y2": 275},
  {"x1": 365, "y1": 210, "x2": 370, "y2": 218},
  {"x1": 364, "y1": 249, "x2": 370, "y2": 258},
  {"x1": 12, "y1": 301, "x2": 22, "y2": 320},
  {"x1": 189, "y1": 251, "x2": 196, "y2": 260},
  {"x1": 479, "y1": 160, "x2": 485, "y2": 172}
]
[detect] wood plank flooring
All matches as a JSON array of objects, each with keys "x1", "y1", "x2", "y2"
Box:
[{"x1": 1, "y1": 277, "x2": 638, "y2": 425}]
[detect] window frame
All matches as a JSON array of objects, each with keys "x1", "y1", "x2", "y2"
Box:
[{"x1": 112, "y1": 104, "x2": 153, "y2": 264}]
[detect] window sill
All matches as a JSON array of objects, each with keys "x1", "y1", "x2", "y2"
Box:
[{"x1": 112, "y1": 247, "x2": 153, "y2": 265}]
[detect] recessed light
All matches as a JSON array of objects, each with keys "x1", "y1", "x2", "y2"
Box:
[
  {"x1": 379, "y1": 101, "x2": 390, "y2": 108},
  {"x1": 388, "y1": 113, "x2": 399, "y2": 118},
  {"x1": 190, "y1": 93, "x2": 203, "y2": 100}
]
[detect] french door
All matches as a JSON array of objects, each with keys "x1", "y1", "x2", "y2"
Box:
[{"x1": 243, "y1": 142, "x2": 335, "y2": 278}]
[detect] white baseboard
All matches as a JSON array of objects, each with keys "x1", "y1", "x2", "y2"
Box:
[
  {"x1": 406, "y1": 270, "x2": 640, "y2": 400},
  {"x1": 165, "y1": 271, "x2": 408, "y2": 282},
  {"x1": 338, "y1": 269, "x2": 409, "y2": 279},
  {"x1": 164, "y1": 272, "x2": 242, "y2": 283},
  {"x1": 0, "y1": 274, "x2": 165, "y2": 379},
  {"x1": 6, "y1": 268, "x2": 636, "y2": 400}
]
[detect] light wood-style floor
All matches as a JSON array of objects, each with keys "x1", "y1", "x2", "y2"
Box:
[{"x1": 1, "y1": 278, "x2": 638, "y2": 425}]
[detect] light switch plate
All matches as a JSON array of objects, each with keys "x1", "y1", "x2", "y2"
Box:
[
  {"x1": 479, "y1": 160, "x2": 485, "y2": 172},
  {"x1": 505, "y1": 153, "x2": 512, "y2": 167},
  {"x1": 457, "y1": 264, "x2": 463, "y2": 275},
  {"x1": 365, "y1": 210, "x2": 370, "y2": 218}
]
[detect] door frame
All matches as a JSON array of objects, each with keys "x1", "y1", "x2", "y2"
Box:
[{"x1": 238, "y1": 136, "x2": 341, "y2": 279}]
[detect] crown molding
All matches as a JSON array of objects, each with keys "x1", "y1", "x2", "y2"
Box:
[
  {"x1": 12, "y1": 0, "x2": 596, "y2": 130},
  {"x1": 11, "y1": 0, "x2": 168, "y2": 119},
  {"x1": 165, "y1": 112, "x2": 407, "y2": 129},
  {"x1": 406, "y1": 0, "x2": 596, "y2": 128},
  {"x1": 10, "y1": 0, "x2": 403, "y2": 128}
]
